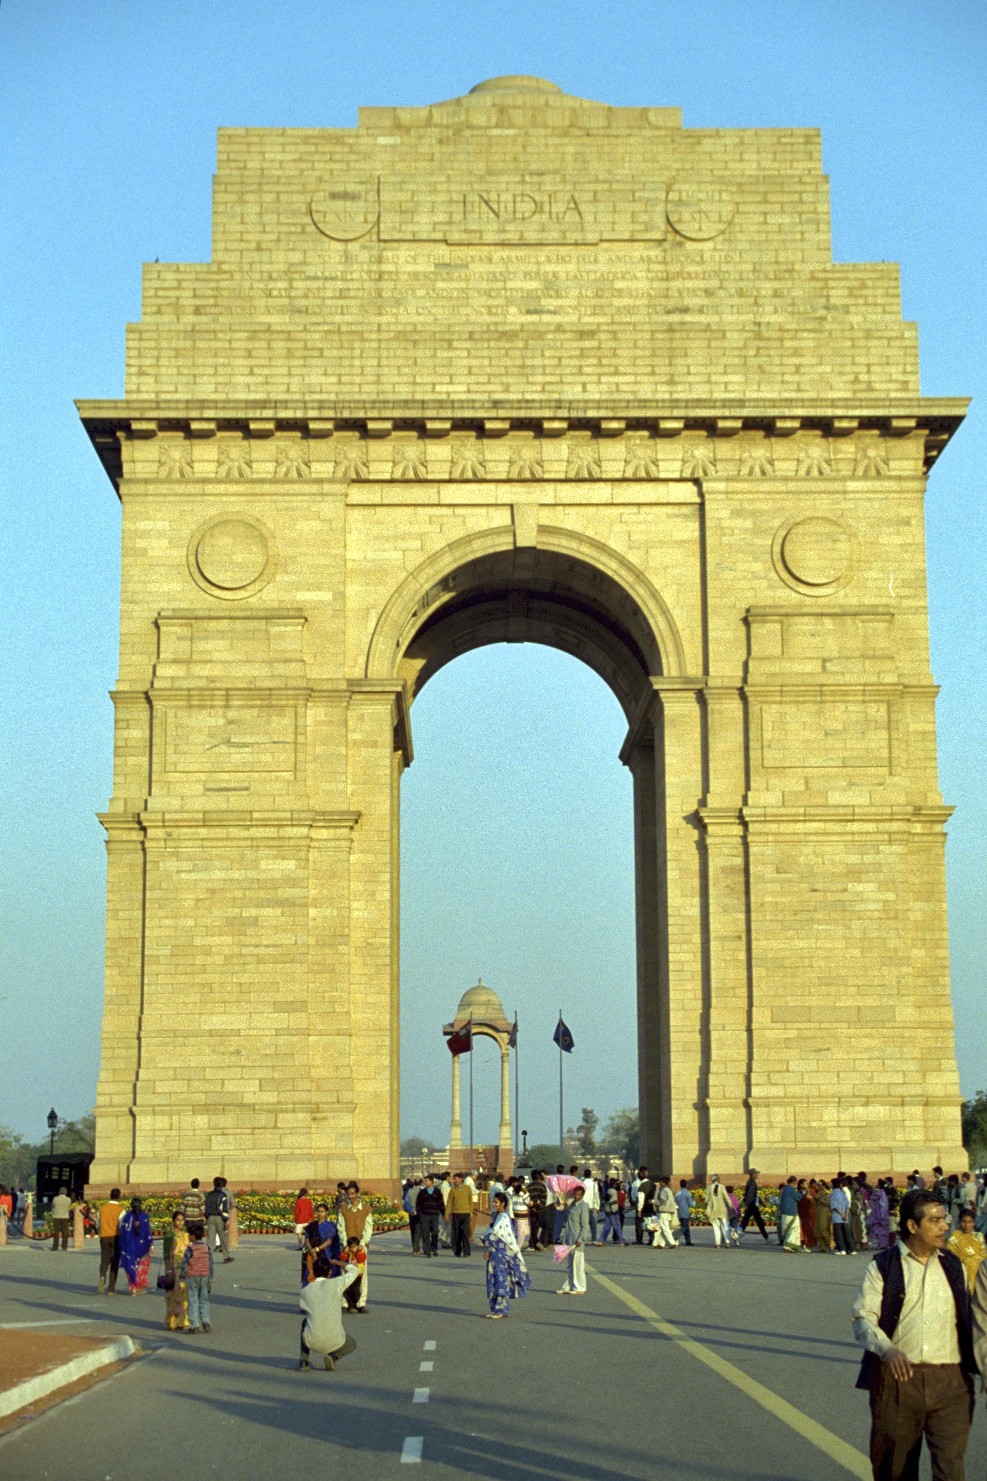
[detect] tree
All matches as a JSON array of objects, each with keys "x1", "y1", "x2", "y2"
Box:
[
  {"x1": 576, "y1": 1107, "x2": 598, "y2": 1158},
  {"x1": 524, "y1": 1144, "x2": 562, "y2": 1172},
  {"x1": 600, "y1": 1107, "x2": 640, "y2": 1171},
  {"x1": 0, "y1": 1126, "x2": 36, "y2": 1189},
  {"x1": 400, "y1": 1136, "x2": 438, "y2": 1159},
  {"x1": 54, "y1": 1113, "x2": 95, "y2": 1154},
  {"x1": 0, "y1": 1111, "x2": 97, "y2": 1189},
  {"x1": 962, "y1": 1091, "x2": 987, "y2": 1167}
]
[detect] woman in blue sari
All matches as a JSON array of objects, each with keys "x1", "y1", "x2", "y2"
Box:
[
  {"x1": 481, "y1": 1191, "x2": 530, "y2": 1319},
  {"x1": 866, "y1": 1180, "x2": 891, "y2": 1249},
  {"x1": 302, "y1": 1201, "x2": 341, "y2": 1286},
  {"x1": 118, "y1": 1197, "x2": 154, "y2": 1294}
]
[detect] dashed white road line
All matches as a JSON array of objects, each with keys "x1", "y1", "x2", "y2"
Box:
[{"x1": 404, "y1": 1339, "x2": 436, "y2": 1462}]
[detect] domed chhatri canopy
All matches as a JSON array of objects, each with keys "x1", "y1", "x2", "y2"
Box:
[
  {"x1": 447, "y1": 978, "x2": 511, "y2": 1034},
  {"x1": 444, "y1": 980, "x2": 514, "y2": 1169}
]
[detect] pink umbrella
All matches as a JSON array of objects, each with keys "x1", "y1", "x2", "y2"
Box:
[{"x1": 545, "y1": 1174, "x2": 583, "y2": 1201}]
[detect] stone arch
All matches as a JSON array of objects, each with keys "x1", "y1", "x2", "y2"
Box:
[{"x1": 365, "y1": 522, "x2": 686, "y2": 715}]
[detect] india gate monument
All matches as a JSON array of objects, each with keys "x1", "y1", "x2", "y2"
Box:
[{"x1": 78, "y1": 77, "x2": 967, "y2": 1190}]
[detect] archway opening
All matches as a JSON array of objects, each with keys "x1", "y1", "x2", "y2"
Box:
[{"x1": 399, "y1": 643, "x2": 637, "y2": 1165}]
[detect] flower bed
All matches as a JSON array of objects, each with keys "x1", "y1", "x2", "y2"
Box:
[{"x1": 30, "y1": 1190, "x2": 408, "y2": 1239}]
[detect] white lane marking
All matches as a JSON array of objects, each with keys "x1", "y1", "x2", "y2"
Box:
[
  {"x1": 412, "y1": 1386, "x2": 430, "y2": 1403},
  {"x1": 401, "y1": 1435, "x2": 424, "y2": 1463},
  {"x1": 423, "y1": 1339, "x2": 436, "y2": 1350},
  {"x1": 419, "y1": 1360, "x2": 433, "y2": 1372}
]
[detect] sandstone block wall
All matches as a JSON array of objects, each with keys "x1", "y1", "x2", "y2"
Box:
[{"x1": 79, "y1": 76, "x2": 966, "y2": 1188}]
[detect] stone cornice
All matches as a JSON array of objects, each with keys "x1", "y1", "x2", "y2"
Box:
[{"x1": 76, "y1": 397, "x2": 969, "y2": 488}]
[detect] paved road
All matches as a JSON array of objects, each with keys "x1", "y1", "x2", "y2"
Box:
[{"x1": 1, "y1": 1229, "x2": 984, "y2": 1480}]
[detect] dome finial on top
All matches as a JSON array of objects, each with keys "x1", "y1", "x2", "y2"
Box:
[{"x1": 468, "y1": 76, "x2": 565, "y2": 97}]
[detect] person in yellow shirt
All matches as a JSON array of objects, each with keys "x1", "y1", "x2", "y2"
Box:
[
  {"x1": 947, "y1": 1207, "x2": 987, "y2": 1292},
  {"x1": 445, "y1": 1172, "x2": 474, "y2": 1257},
  {"x1": 98, "y1": 1187, "x2": 124, "y2": 1294}
]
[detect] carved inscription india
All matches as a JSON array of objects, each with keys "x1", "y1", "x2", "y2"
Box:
[
  {"x1": 372, "y1": 176, "x2": 667, "y2": 244},
  {"x1": 463, "y1": 188, "x2": 584, "y2": 226}
]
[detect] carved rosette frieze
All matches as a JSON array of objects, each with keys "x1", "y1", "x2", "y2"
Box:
[
  {"x1": 853, "y1": 445, "x2": 890, "y2": 476},
  {"x1": 508, "y1": 438, "x2": 543, "y2": 480},
  {"x1": 274, "y1": 442, "x2": 311, "y2": 478},
  {"x1": 796, "y1": 439, "x2": 832, "y2": 477},
  {"x1": 448, "y1": 437, "x2": 486, "y2": 480},
  {"x1": 622, "y1": 437, "x2": 661, "y2": 479},
  {"x1": 94, "y1": 410, "x2": 947, "y2": 486},
  {"x1": 217, "y1": 440, "x2": 252, "y2": 478},
  {"x1": 565, "y1": 437, "x2": 601, "y2": 479},
  {"x1": 391, "y1": 440, "x2": 428, "y2": 480},
  {"x1": 333, "y1": 439, "x2": 369, "y2": 481},
  {"x1": 738, "y1": 443, "x2": 775, "y2": 477},
  {"x1": 681, "y1": 443, "x2": 717, "y2": 479},
  {"x1": 158, "y1": 440, "x2": 193, "y2": 478}
]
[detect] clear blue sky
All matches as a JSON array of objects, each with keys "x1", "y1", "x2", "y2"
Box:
[{"x1": 1, "y1": 2, "x2": 984, "y2": 1152}]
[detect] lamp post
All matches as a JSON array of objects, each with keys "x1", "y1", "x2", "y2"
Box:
[
  {"x1": 421, "y1": 1146, "x2": 428, "y2": 1180},
  {"x1": 47, "y1": 1108, "x2": 58, "y2": 1156},
  {"x1": 516, "y1": 1129, "x2": 531, "y2": 1171}
]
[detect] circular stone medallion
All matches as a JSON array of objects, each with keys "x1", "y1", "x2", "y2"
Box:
[
  {"x1": 666, "y1": 182, "x2": 735, "y2": 240},
  {"x1": 310, "y1": 180, "x2": 380, "y2": 241},
  {"x1": 772, "y1": 516, "x2": 853, "y2": 596},
  {"x1": 189, "y1": 516, "x2": 275, "y2": 599}
]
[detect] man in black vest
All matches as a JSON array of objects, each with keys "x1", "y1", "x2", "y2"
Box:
[{"x1": 852, "y1": 1187, "x2": 976, "y2": 1481}]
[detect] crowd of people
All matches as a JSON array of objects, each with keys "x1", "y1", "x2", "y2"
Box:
[
  {"x1": 292, "y1": 1181, "x2": 374, "y2": 1369},
  {"x1": 86, "y1": 1176, "x2": 235, "y2": 1336},
  {"x1": 12, "y1": 1157, "x2": 987, "y2": 1475},
  {"x1": 394, "y1": 1162, "x2": 987, "y2": 1479},
  {"x1": 398, "y1": 1163, "x2": 987, "y2": 1265}
]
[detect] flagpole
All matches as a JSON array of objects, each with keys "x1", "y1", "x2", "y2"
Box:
[
  {"x1": 558, "y1": 1009, "x2": 564, "y2": 1166},
  {"x1": 468, "y1": 1017, "x2": 474, "y2": 1173},
  {"x1": 513, "y1": 1012, "x2": 519, "y2": 1159}
]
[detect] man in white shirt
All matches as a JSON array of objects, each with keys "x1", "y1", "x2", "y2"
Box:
[
  {"x1": 652, "y1": 1176, "x2": 679, "y2": 1249},
  {"x1": 51, "y1": 1187, "x2": 72, "y2": 1251},
  {"x1": 439, "y1": 1172, "x2": 452, "y2": 1248},
  {"x1": 852, "y1": 1188, "x2": 975, "y2": 1480},
  {"x1": 581, "y1": 1169, "x2": 601, "y2": 1243},
  {"x1": 299, "y1": 1257, "x2": 360, "y2": 1371}
]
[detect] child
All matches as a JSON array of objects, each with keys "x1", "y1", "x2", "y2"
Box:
[
  {"x1": 336, "y1": 1236, "x2": 368, "y2": 1310},
  {"x1": 180, "y1": 1222, "x2": 214, "y2": 1333},
  {"x1": 725, "y1": 1185, "x2": 742, "y2": 1245}
]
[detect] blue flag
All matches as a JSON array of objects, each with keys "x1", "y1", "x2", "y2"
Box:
[{"x1": 553, "y1": 1017, "x2": 574, "y2": 1053}]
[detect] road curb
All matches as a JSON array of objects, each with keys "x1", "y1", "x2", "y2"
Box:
[{"x1": 0, "y1": 1337, "x2": 137, "y2": 1419}]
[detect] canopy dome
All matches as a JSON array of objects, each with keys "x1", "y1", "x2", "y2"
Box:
[{"x1": 451, "y1": 978, "x2": 510, "y2": 1030}]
